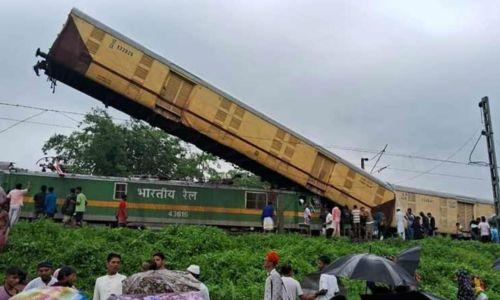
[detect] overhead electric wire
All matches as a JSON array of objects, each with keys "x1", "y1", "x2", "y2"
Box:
[
  {"x1": 0, "y1": 111, "x2": 47, "y2": 134},
  {"x1": 0, "y1": 117, "x2": 75, "y2": 129},
  {"x1": 384, "y1": 167, "x2": 487, "y2": 181},
  {"x1": 2, "y1": 101, "x2": 497, "y2": 170},
  {"x1": 394, "y1": 129, "x2": 482, "y2": 184}
]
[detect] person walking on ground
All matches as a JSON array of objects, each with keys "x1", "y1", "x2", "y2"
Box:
[
  {"x1": 477, "y1": 216, "x2": 491, "y2": 243},
  {"x1": 0, "y1": 186, "x2": 7, "y2": 211},
  {"x1": 303, "y1": 204, "x2": 312, "y2": 225},
  {"x1": 316, "y1": 256, "x2": 339, "y2": 300},
  {"x1": 405, "y1": 208, "x2": 415, "y2": 240},
  {"x1": 491, "y1": 224, "x2": 499, "y2": 243},
  {"x1": 455, "y1": 223, "x2": 465, "y2": 240},
  {"x1": 351, "y1": 206, "x2": 361, "y2": 240},
  {"x1": 263, "y1": 251, "x2": 283, "y2": 300},
  {"x1": 262, "y1": 202, "x2": 276, "y2": 233},
  {"x1": 153, "y1": 252, "x2": 167, "y2": 270},
  {"x1": 0, "y1": 267, "x2": 24, "y2": 300},
  {"x1": 61, "y1": 188, "x2": 77, "y2": 226},
  {"x1": 396, "y1": 208, "x2": 405, "y2": 240},
  {"x1": 427, "y1": 213, "x2": 436, "y2": 236},
  {"x1": 324, "y1": 209, "x2": 334, "y2": 239},
  {"x1": 470, "y1": 218, "x2": 479, "y2": 240},
  {"x1": 186, "y1": 265, "x2": 210, "y2": 300},
  {"x1": 74, "y1": 186, "x2": 87, "y2": 227},
  {"x1": 93, "y1": 253, "x2": 127, "y2": 300},
  {"x1": 23, "y1": 261, "x2": 57, "y2": 291},
  {"x1": 420, "y1": 212, "x2": 430, "y2": 237},
  {"x1": 52, "y1": 266, "x2": 77, "y2": 288},
  {"x1": 413, "y1": 216, "x2": 423, "y2": 240},
  {"x1": 6, "y1": 182, "x2": 30, "y2": 227},
  {"x1": 116, "y1": 194, "x2": 128, "y2": 227},
  {"x1": 44, "y1": 187, "x2": 57, "y2": 219},
  {"x1": 361, "y1": 207, "x2": 374, "y2": 240},
  {"x1": 0, "y1": 209, "x2": 9, "y2": 251},
  {"x1": 32, "y1": 185, "x2": 47, "y2": 219},
  {"x1": 341, "y1": 205, "x2": 351, "y2": 237},
  {"x1": 332, "y1": 206, "x2": 341, "y2": 237},
  {"x1": 280, "y1": 264, "x2": 304, "y2": 300}
]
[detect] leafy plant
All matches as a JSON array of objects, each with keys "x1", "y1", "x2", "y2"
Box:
[{"x1": 0, "y1": 221, "x2": 498, "y2": 299}]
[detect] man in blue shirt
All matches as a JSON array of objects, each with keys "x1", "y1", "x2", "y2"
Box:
[
  {"x1": 44, "y1": 187, "x2": 57, "y2": 218},
  {"x1": 262, "y1": 202, "x2": 275, "y2": 232}
]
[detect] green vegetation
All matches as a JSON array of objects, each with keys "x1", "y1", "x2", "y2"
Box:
[{"x1": 1, "y1": 221, "x2": 498, "y2": 299}]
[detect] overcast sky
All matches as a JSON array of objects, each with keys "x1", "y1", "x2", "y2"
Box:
[{"x1": 0, "y1": 1, "x2": 499, "y2": 200}]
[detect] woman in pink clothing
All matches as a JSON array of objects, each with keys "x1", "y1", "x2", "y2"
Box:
[{"x1": 332, "y1": 206, "x2": 341, "y2": 237}]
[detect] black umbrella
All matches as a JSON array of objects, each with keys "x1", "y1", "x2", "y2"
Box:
[
  {"x1": 359, "y1": 291, "x2": 447, "y2": 300},
  {"x1": 395, "y1": 246, "x2": 421, "y2": 276},
  {"x1": 322, "y1": 253, "x2": 416, "y2": 287},
  {"x1": 493, "y1": 258, "x2": 500, "y2": 271},
  {"x1": 299, "y1": 271, "x2": 321, "y2": 291}
]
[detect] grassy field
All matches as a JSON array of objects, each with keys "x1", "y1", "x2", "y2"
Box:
[{"x1": 0, "y1": 220, "x2": 498, "y2": 299}]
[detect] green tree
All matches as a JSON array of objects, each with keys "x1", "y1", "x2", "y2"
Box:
[{"x1": 42, "y1": 108, "x2": 218, "y2": 179}]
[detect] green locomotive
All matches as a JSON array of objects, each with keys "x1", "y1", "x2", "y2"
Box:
[{"x1": 0, "y1": 170, "x2": 321, "y2": 230}]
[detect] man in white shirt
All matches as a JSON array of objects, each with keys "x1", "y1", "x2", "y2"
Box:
[
  {"x1": 263, "y1": 251, "x2": 283, "y2": 300},
  {"x1": 396, "y1": 208, "x2": 405, "y2": 240},
  {"x1": 186, "y1": 265, "x2": 210, "y2": 300},
  {"x1": 315, "y1": 256, "x2": 339, "y2": 300},
  {"x1": 6, "y1": 182, "x2": 30, "y2": 227},
  {"x1": 23, "y1": 261, "x2": 57, "y2": 291},
  {"x1": 93, "y1": 253, "x2": 126, "y2": 300},
  {"x1": 325, "y1": 211, "x2": 334, "y2": 238},
  {"x1": 280, "y1": 264, "x2": 304, "y2": 300},
  {"x1": 478, "y1": 216, "x2": 491, "y2": 243},
  {"x1": 303, "y1": 205, "x2": 311, "y2": 225}
]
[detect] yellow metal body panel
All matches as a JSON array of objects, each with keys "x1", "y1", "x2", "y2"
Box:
[{"x1": 51, "y1": 11, "x2": 396, "y2": 210}]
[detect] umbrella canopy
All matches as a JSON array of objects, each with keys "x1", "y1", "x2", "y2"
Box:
[
  {"x1": 395, "y1": 246, "x2": 421, "y2": 276},
  {"x1": 10, "y1": 286, "x2": 86, "y2": 300},
  {"x1": 299, "y1": 271, "x2": 321, "y2": 291},
  {"x1": 360, "y1": 291, "x2": 447, "y2": 300},
  {"x1": 323, "y1": 253, "x2": 416, "y2": 287},
  {"x1": 493, "y1": 258, "x2": 500, "y2": 271},
  {"x1": 109, "y1": 291, "x2": 204, "y2": 300},
  {"x1": 123, "y1": 270, "x2": 201, "y2": 295}
]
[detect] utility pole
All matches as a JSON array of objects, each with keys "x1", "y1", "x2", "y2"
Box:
[
  {"x1": 478, "y1": 97, "x2": 500, "y2": 227},
  {"x1": 361, "y1": 158, "x2": 369, "y2": 170}
]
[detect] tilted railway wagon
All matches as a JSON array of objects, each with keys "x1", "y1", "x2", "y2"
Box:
[
  {"x1": 394, "y1": 185, "x2": 495, "y2": 233},
  {"x1": 34, "y1": 9, "x2": 395, "y2": 220},
  {"x1": 0, "y1": 170, "x2": 320, "y2": 230}
]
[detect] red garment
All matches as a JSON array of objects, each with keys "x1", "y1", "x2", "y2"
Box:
[{"x1": 117, "y1": 200, "x2": 127, "y2": 224}]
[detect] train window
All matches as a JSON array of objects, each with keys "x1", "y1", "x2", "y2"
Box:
[
  {"x1": 114, "y1": 183, "x2": 127, "y2": 199},
  {"x1": 246, "y1": 192, "x2": 268, "y2": 209}
]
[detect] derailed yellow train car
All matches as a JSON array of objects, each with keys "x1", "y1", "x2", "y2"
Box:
[
  {"x1": 394, "y1": 185, "x2": 495, "y2": 234},
  {"x1": 35, "y1": 9, "x2": 395, "y2": 217}
]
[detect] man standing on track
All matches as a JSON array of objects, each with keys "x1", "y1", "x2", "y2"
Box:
[
  {"x1": 32, "y1": 185, "x2": 47, "y2": 219},
  {"x1": 116, "y1": 194, "x2": 128, "y2": 227},
  {"x1": 74, "y1": 186, "x2": 87, "y2": 227},
  {"x1": 6, "y1": 182, "x2": 30, "y2": 227},
  {"x1": 351, "y1": 205, "x2": 361, "y2": 240},
  {"x1": 332, "y1": 206, "x2": 341, "y2": 237}
]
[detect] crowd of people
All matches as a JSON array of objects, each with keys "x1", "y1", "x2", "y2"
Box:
[
  {"x1": 0, "y1": 252, "x2": 210, "y2": 300},
  {"x1": 0, "y1": 183, "x2": 129, "y2": 251}
]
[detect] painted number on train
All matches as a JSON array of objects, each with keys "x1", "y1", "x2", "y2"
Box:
[
  {"x1": 168, "y1": 211, "x2": 188, "y2": 218},
  {"x1": 109, "y1": 39, "x2": 134, "y2": 57}
]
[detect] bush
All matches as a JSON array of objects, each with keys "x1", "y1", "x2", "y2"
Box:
[{"x1": 0, "y1": 220, "x2": 498, "y2": 299}]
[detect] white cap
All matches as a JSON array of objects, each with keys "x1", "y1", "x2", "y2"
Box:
[{"x1": 187, "y1": 264, "x2": 200, "y2": 275}]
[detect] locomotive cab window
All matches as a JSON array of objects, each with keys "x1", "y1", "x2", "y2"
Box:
[
  {"x1": 246, "y1": 192, "x2": 268, "y2": 209},
  {"x1": 114, "y1": 182, "x2": 127, "y2": 199}
]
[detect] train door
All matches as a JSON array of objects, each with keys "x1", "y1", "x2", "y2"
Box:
[{"x1": 457, "y1": 202, "x2": 474, "y2": 231}]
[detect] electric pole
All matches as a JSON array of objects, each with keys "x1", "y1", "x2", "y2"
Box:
[{"x1": 478, "y1": 97, "x2": 500, "y2": 227}]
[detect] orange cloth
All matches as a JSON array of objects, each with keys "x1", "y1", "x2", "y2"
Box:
[{"x1": 266, "y1": 251, "x2": 280, "y2": 265}]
